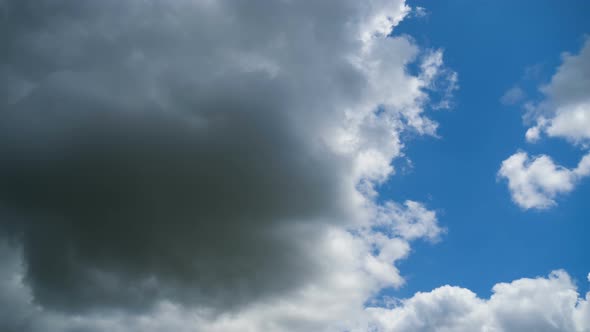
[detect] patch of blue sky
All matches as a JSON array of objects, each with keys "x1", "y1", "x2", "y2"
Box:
[{"x1": 379, "y1": 0, "x2": 590, "y2": 299}]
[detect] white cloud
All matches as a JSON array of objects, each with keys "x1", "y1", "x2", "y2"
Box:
[
  {"x1": 498, "y1": 151, "x2": 590, "y2": 209},
  {"x1": 413, "y1": 6, "x2": 428, "y2": 18},
  {"x1": 500, "y1": 39, "x2": 590, "y2": 209},
  {"x1": 369, "y1": 270, "x2": 590, "y2": 332},
  {"x1": 375, "y1": 200, "x2": 445, "y2": 241},
  {"x1": 525, "y1": 38, "x2": 590, "y2": 146}
]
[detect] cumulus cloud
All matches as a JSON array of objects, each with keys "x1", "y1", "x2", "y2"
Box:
[
  {"x1": 498, "y1": 151, "x2": 590, "y2": 209},
  {"x1": 524, "y1": 38, "x2": 590, "y2": 145},
  {"x1": 369, "y1": 270, "x2": 590, "y2": 332},
  {"x1": 499, "y1": 39, "x2": 590, "y2": 209},
  {"x1": 0, "y1": 0, "x2": 458, "y2": 330}
]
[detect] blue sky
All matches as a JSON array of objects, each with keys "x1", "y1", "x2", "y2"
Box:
[{"x1": 385, "y1": 0, "x2": 590, "y2": 298}]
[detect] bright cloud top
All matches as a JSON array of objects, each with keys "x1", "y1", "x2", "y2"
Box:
[
  {"x1": 369, "y1": 270, "x2": 590, "y2": 332},
  {"x1": 498, "y1": 152, "x2": 590, "y2": 209}
]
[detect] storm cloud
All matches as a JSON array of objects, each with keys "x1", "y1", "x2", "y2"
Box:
[{"x1": 0, "y1": 0, "x2": 453, "y2": 329}]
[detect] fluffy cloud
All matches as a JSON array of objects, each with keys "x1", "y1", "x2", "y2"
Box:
[
  {"x1": 499, "y1": 39, "x2": 590, "y2": 209},
  {"x1": 375, "y1": 200, "x2": 445, "y2": 241},
  {"x1": 0, "y1": 0, "x2": 457, "y2": 330},
  {"x1": 369, "y1": 270, "x2": 590, "y2": 332},
  {"x1": 524, "y1": 39, "x2": 590, "y2": 145},
  {"x1": 498, "y1": 151, "x2": 590, "y2": 209}
]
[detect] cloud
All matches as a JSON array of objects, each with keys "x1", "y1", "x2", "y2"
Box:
[
  {"x1": 369, "y1": 270, "x2": 590, "y2": 332},
  {"x1": 0, "y1": 222, "x2": 431, "y2": 332},
  {"x1": 499, "y1": 38, "x2": 590, "y2": 209},
  {"x1": 500, "y1": 86, "x2": 526, "y2": 106},
  {"x1": 375, "y1": 200, "x2": 445, "y2": 241},
  {"x1": 498, "y1": 151, "x2": 590, "y2": 209},
  {"x1": 412, "y1": 6, "x2": 429, "y2": 18},
  {"x1": 525, "y1": 38, "x2": 590, "y2": 146},
  {"x1": 0, "y1": 0, "x2": 456, "y2": 329}
]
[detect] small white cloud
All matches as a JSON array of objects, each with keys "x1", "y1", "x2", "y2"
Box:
[
  {"x1": 419, "y1": 49, "x2": 459, "y2": 110},
  {"x1": 413, "y1": 6, "x2": 428, "y2": 18},
  {"x1": 498, "y1": 151, "x2": 590, "y2": 209},
  {"x1": 375, "y1": 200, "x2": 445, "y2": 241}
]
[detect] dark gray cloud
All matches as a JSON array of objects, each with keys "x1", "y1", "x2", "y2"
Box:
[
  {"x1": 0, "y1": 0, "x2": 451, "y2": 328},
  {"x1": 0, "y1": 4, "x2": 356, "y2": 312},
  {"x1": 0, "y1": 240, "x2": 33, "y2": 332}
]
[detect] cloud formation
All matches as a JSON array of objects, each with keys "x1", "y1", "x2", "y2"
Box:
[
  {"x1": 498, "y1": 151, "x2": 590, "y2": 209},
  {"x1": 369, "y1": 270, "x2": 590, "y2": 332},
  {"x1": 0, "y1": 0, "x2": 457, "y2": 330},
  {"x1": 499, "y1": 39, "x2": 590, "y2": 209},
  {"x1": 524, "y1": 39, "x2": 590, "y2": 145}
]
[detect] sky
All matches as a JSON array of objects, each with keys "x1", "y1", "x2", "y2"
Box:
[
  {"x1": 386, "y1": 0, "x2": 590, "y2": 300},
  {"x1": 0, "y1": 1, "x2": 589, "y2": 332}
]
